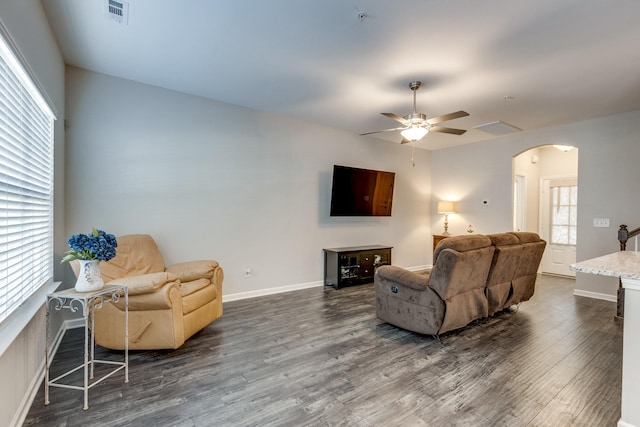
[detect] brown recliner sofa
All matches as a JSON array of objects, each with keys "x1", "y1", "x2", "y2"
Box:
[
  {"x1": 376, "y1": 235, "x2": 495, "y2": 335},
  {"x1": 375, "y1": 232, "x2": 545, "y2": 335},
  {"x1": 71, "y1": 234, "x2": 224, "y2": 350}
]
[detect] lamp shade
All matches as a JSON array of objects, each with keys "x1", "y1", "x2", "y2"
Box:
[
  {"x1": 437, "y1": 201, "x2": 457, "y2": 214},
  {"x1": 401, "y1": 126, "x2": 428, "y2": 142}
]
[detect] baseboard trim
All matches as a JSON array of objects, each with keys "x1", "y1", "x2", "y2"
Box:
[
  {"x1": 618, "y1": 418, "x2": 637, "y2": 427},
  {"x1": 573, "y1": 289, "x2": 617, "y2": 302},
  {"x1": 222, "y1": 266, "x2": 432, "y2": 303},
  {"x1": 223, "y1": 280, "x2": 324, "y2": 303},
  {"x1": 66, "y1": 318, "x2": 85, "y2": 329},
  {"x1": 12, "y1": 319, "x2": 80, "y2": 427}
]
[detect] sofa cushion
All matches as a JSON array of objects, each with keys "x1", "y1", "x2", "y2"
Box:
[
  {"x1": 180, "y1": 278, "x2": 212, "y2": 297},
  {"x1": 433, "y1": 234, "x2": 492, "y2": 261},
  {"x1": 182, "y1": 283, "x2": 217, "y2": 315},
  {"x1": 430, "y1": 242, "x2": 494, "y2": 302},
  {"x1": 100, "y1": 234, "x2": 166, "y2": 281},
  {"x1": 488, "y1": 232, "x2": 519, "y2": 246},
  {"x1": 485, "y1": 233, "x2": 525, "y2": 315},
  {"x1": 431, "y1": 245, "x2": 494, "y2": 333},
  {"x1": 508, "y1": 231, "x2": 542, "y2": 244},
  {"x1": 503, "y1": 232, "x2": 546, "y2": 306}
]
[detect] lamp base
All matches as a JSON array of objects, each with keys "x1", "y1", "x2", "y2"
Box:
[{"x1": 442, "y1": 214, "x2": 450, "y2": 235}]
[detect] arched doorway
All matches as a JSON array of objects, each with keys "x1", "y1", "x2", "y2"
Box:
[{"x1": 513, "y1": 145, "x2": 579, "y2": 277}]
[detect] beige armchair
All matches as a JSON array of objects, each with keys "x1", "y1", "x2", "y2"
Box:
[{"x1": 71, "y1": 234, "x2": 223, "y2": 350}]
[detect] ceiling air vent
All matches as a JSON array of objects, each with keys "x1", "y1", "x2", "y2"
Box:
[
  {"x1": 105, "y1": 0, "x2": 129, "y2": 24},
  {"x1": 474, "y1": 120, "x2": 522, "y2": 136}
]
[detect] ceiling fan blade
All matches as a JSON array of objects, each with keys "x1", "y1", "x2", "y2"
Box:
[
  {"x1": 427, "y1": 110, "x2": 469, "y2": 125},
  {"x1": 360, "y1": 126, "x2": 406, "y2": 136},
  {"x1": 381, "y1": 112, "x2": 408, "y2": 124},
  {"x1": 429, "y1": 125, "x2": 467, "y2": 135}
]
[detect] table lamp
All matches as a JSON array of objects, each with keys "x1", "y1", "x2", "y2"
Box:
[{"x1": 437, "y1": 201, "x2": 457, "y2": 235}]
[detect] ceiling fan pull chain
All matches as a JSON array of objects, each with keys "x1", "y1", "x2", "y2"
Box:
[{"x1": 411, "y1": 143, "x2": 415, "y2": 167}]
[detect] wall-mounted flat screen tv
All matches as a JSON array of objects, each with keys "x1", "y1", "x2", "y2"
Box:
[{"x1": 330, "y1": 165, "x2": 395, "y2": 216}]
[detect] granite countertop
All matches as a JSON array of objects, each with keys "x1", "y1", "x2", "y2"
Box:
[{"x1": 570, "y1": 251, "x2": 640, "y2": 281}]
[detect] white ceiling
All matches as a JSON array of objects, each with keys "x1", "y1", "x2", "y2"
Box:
[{"x1": 40, "y1": 0, "x2": 640, "y2": 150}]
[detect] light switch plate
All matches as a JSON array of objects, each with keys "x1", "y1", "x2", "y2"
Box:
[{"x1": 593, "y1": 218, "x2": 610, "y2": 228}]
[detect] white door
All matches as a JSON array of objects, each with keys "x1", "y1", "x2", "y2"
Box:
[{"x1": 540, "y1": 178, "x2": 577, "y2": 277}]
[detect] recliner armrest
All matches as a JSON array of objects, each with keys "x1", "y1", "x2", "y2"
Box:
[
  {"x1": 166, "y1": 260, "x2": 219, "y2": 282},
  {"x1": 106, "y1": 272, "x2": 181, "y2": 310},
  {"x1": 376, "y1": 265, "x2": 431, "y2": 291},
  {"x1": 108, "y1": 272, "x2": 179, "y2": 296}
]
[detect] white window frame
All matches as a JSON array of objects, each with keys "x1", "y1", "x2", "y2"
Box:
[{"x1": 0, "y1": 23, "x2": 59, "y2": 356}]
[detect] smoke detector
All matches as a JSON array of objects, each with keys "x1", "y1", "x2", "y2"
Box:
[{"x1": 105, "y1": 0, "x2": 129, "y2": 24}]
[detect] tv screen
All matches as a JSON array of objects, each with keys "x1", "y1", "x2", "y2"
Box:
[{"x1": 330, "y1": 165, "x2": 395, "y2": 216}]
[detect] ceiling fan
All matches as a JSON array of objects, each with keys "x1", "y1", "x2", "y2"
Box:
[{"x1": 361, "y1": 81, "x2": 469, "y2": 144}]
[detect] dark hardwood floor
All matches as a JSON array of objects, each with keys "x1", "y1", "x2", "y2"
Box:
[{"x1": 25, "y1": 274, "x2": 622, "y2": 426}]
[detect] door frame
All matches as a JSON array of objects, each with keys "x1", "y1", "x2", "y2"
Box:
[
  {"x1": 539, "y1": 175, "x2": 578, "y2": 277},
  {"x1": 513, "y1": 174, "x2": 526, "y2": 232}
]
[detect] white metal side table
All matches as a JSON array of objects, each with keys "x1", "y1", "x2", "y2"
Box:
[{"x1": 45, "y1": 284, "x2": 129, "y2": 410}]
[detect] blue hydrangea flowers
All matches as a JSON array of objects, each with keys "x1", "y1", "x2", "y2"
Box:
[{"x1": 61, "y1": 228, "x2": 118, "y2": 263}]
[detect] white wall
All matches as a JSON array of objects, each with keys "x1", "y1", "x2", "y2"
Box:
[
  {"x1": 432, "y1": 110, "x2": 640, "y2": 297},
  {"x1": 432, "y1": 138, "x2": 515, "y2": 235},
  {"x1": 0, "y1": 2, "x2": 65, "y2": 427},
  {"x1": 64, "y1": 67, "x2": 433, "y2": 297}
]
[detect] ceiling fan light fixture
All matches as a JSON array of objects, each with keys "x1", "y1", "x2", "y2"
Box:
[
  {"x1": 401, "y1": 126, "x2": 428, "y2": 142},
  {"x1": 362, "y1": 80, "x2": 468, "y2": 141}
]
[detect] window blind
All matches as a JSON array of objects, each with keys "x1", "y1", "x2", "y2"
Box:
[{"x1": 0, "y1": 32, "x2": 55, "y2": 325}]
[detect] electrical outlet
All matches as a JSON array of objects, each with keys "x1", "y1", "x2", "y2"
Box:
[
  {"x1": 593, "y1": 218, "x2": 610, "y2": 228},
  {"x1": 243, "y1": 266, "x2": 252, "y2": 278}
]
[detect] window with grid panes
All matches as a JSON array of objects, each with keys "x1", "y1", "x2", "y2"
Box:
[{"x1": 550, "y1": 184, "x2": 577, "y2": 246}]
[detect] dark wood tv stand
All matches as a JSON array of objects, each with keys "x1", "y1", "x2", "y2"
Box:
[{"x1": 323, "y1": 245, "x2": 392, "y2": 289}]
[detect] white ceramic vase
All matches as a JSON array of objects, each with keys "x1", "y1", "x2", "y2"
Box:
[{"x1": 75, "y1": 259, "x2": 104, "y2": 292}]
